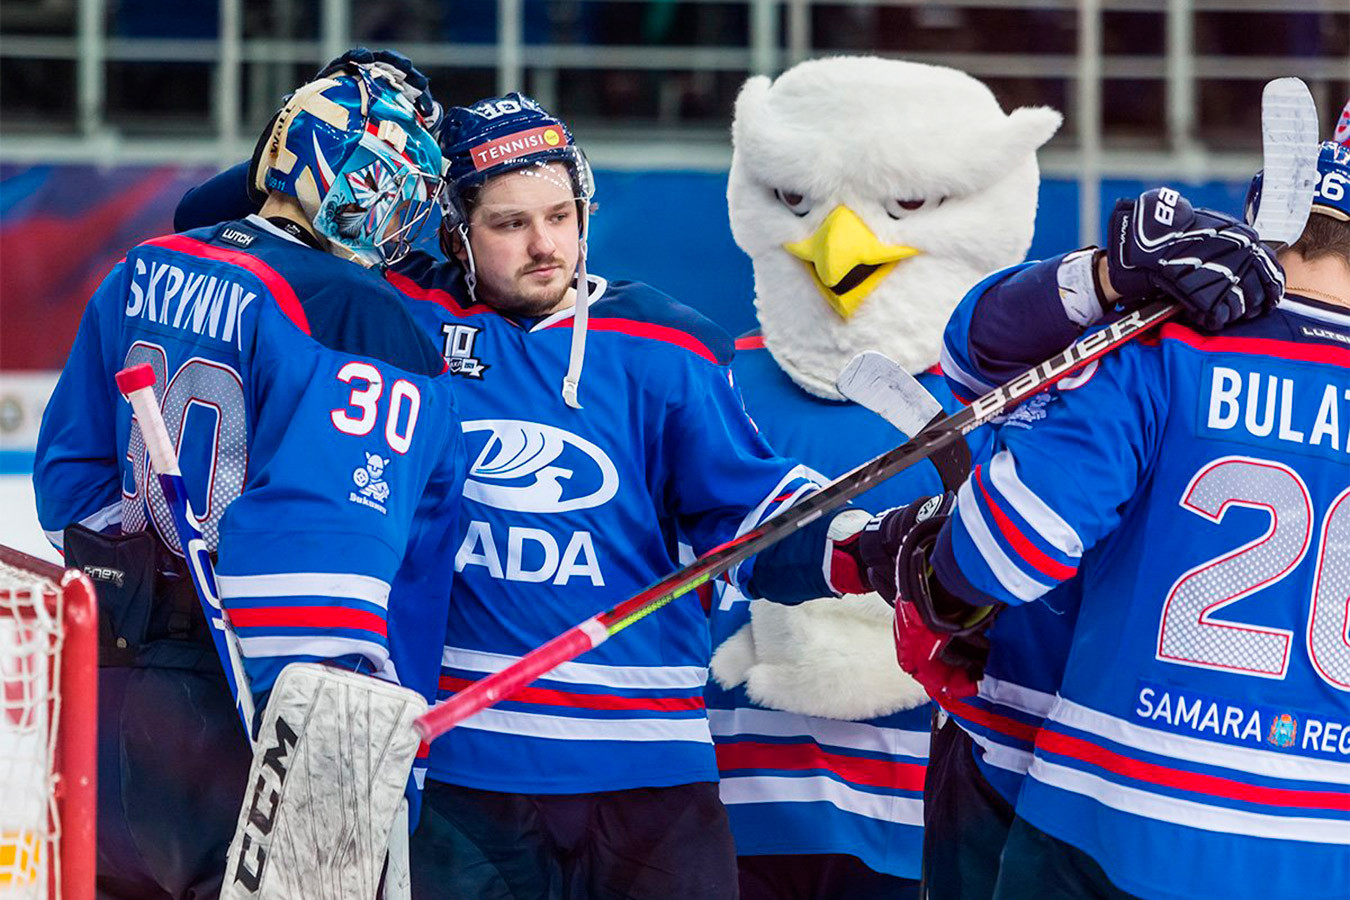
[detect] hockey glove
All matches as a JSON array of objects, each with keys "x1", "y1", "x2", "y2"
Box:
[
  {"x1": 887, "y1": 493, "x2": 998, "y2": 702},
  {"x1": 318, "y1": 47, "x2": 443, "y2": 131},
  {"x1": 829, "y1": 494, "x2": 955, "y2": 602},
  {"x1": 1106, "y1": 187, "x2": 1284, "y2": 331}
]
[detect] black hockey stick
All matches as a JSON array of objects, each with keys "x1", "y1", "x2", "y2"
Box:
[{"x1": 415, "y1": 77, "x2": 1318, "y2": 742}]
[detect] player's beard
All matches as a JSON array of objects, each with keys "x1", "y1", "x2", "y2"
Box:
[{"x1": 487, "y1": 258, "x2": 574, "y2": 317}]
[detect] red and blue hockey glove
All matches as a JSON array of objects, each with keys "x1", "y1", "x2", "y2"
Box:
[
  {"x1": 881, "y1": 493, "x2": 999, "y2": 703},
  {"x1": 1106, "y1": 187, "x2": 1284, "y2": 331},
  {"x1": 319, "y1": 47, "x2": 443, "y2": 131}
]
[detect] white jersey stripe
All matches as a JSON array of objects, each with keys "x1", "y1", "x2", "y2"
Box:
[
  {"x1": 219, "y1": 571, "x2": 391, "y2": 609},
  {"x1": 967, "y1": 730, "x2": 1036, "y2": 775},
  {"x1": 238, "y1": 635, "x2": 388, "y2": 664},
  {"x1": 708, "y1": 707, "x2": 931, "y2": 759},
  {"x1": 988, "y1": 450, "x2": 1083, "y2": 558},
  {"x1": 957, "y1": 477, "x2": 1053, "y2": 602},
  {"x1": 1051, "y1": 698, "x2": 1350, "y2": 786},
  {"x1": 454, "y1": 706, "x2": 713, "y2": 743},
  {"x1": 719, "y1": 774, "x2": 925, "y2": 825},
  {"x1": 939, "y1": 341, "x2": 996, "y2": 397},
  {"x1": 1030, "y1": 758, "x2": 1350, "y2": 845},
  {"x1": 979, "y1": 676, "x2": 1058, "y2": 719},
  {"x1": 442, "y1": 646, "x2": 707, "y2": 691}
]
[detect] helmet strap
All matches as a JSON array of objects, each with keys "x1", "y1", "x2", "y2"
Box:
[{"x1": 561, "y1": 206, "x2": 591, "y2": 411}]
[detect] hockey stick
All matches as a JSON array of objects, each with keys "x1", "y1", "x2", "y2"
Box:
[
  {"x1": 414, "y1": 77, "x2": 1319, "y2": 744},
  {"x1": 836, "y1": 351, "x2": 972, "y2": 492},
  {"x1": 116, "y1": 363, "x2": 256, "y2": 733}
]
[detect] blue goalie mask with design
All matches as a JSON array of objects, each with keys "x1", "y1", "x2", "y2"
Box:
[{"x1": 253, "y1": 69, "x2": 443, "y2": 267}]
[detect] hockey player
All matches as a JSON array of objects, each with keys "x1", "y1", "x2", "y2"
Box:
[
  {"x1": 883, "y1": 149, "x2": 1346, "y2": 900},
  {"x1": 174, "y1": 62, "x2": 912, "y2": 898},
  {"x1": 705, "y1": 57, "x2": 1058, "y2": 900},
  {"x1": 34, "y1": 68, "x2": 465, "y2": 899}
]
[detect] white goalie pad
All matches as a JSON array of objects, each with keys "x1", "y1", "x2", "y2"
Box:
[
  {"x1": 222, "y1": 663, "x2": 427, "y2": 900},
  {"x1": 711, "y1": 594, "x2": 929, "y2": 721}
]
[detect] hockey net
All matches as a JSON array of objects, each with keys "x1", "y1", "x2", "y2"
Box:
[{"x1": 0, "y1": 546, "x2": 95, "y2": 900}]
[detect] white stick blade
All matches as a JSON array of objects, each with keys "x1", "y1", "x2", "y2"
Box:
[
  {"x1": 836, "y1": 351, "x2": 943, "y2": 437},
  {"x1": 1253, "y1": 77, "x2": 1320, "y2": 246}
]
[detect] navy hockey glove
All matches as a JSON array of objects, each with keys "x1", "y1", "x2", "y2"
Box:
[
  {"x1": 885, "y1": 493, "x2": 998, "y2": 702},
  {"x1": 318, "y1": 47, "x2": 442, "y2": 131},
  {"x1": 1106, "y1": 188, "x2": 1284, "y2": 331},
  {"x1": 833, "y1": 494, "x2": 955, "y2": 604}
]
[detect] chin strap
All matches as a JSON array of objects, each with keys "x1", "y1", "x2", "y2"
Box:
[{"x1": 561, "y1": 210, "x2": 591, "y2": 410}]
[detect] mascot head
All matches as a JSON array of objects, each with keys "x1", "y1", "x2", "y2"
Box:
[{"x1": 728, "y1": 56, "x2": 1061, "y2": 398}]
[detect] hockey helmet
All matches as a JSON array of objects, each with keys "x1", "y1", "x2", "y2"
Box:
[
  {"x1": 1246, "y1": 139, "x2": 1350, "y2": 231},
  {"x1": 251, "y1": 68, "x2": 443, "y2": 267},
  {"x1": 437, "y1": 92, "x2": 595, "y2": 232}
]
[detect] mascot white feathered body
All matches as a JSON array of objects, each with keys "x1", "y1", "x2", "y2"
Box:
[{"x1": 712, "y1": 56, "x2": 1059, "y2": 720}]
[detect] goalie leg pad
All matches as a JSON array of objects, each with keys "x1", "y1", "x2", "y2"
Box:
[{"x1": 222, "y1": 663, "x2": 427, "y2": 900}]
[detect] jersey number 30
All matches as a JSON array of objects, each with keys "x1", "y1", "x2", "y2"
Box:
[{"x1": 1157, "y1": 456, "x2": 1350, "y2": 691}]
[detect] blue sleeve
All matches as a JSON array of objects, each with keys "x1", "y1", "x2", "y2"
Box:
[
  {"x1": 932, "y1": 342, "x2": 1166, "y2": 607},
  {"x1": 663, "y1": 362, "x2": 830, "y2": 603},
  {"x1": 33, "y1": 263, "x2": 127, "y2": 548},
  {"x1": 941, "y1": 255, "x2": 1085, "y2": 402},
  {"x1": 174, "y1": 161, "x2": 257, "y2": 233},
  {"x1": 215, "y1": 298, "x2": 462, "y2": 697}
]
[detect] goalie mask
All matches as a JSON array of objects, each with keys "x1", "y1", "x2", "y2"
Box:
[
  {"x1": 251, "y1": 69, "x2": 443, "y2": 268},
  {"x1": 438, "y1": 93, "x2": 597, "y2": 409}
]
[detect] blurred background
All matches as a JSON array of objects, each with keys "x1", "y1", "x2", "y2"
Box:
[{"x1": 0, "y1": 0, "x2": 1347, "y2": 557}]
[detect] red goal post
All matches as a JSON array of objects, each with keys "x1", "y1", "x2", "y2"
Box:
[{"x1": 0, "y1": 545, "x2": 96, "y2": 900}]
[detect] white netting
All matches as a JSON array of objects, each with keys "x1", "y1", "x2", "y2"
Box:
[{"x1": 0, "y1": 560, "x2": 63, "y2": 900}]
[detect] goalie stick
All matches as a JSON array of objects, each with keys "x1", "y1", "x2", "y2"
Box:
[
  {"x1": 116, "y1": 362, "x2": 255, "y2": 732},
  {"x1": 415, "y1": 76, "x2": 1320, "y2": 744}
]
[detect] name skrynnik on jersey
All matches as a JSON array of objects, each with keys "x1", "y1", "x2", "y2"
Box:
[
  {"x1": 937, "y1": 259, "x2": 1083, "y2": 802},
  {"x1": 389, "y1": 254, "x2": 832, "y2": 795},
  {"x1": 34, "y1": 216, "x2": 467, "y2": 719},
  {"x1": 934, "y1": 293, "x2": 1350, "y2": 900},
  {"x1": 703, "y1": 334, "x2": 983, "y2": 878}
]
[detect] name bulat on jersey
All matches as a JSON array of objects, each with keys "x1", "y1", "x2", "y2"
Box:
[
  {"x1": 455, "y1": 520, "x2": 605, "y2": 587},
  {"x1": 1203, "y1": 362, "x2": 1350, "y2": 459},
  {"x1": 125, "y1": 257, "x2": 257, "y2": 347}
]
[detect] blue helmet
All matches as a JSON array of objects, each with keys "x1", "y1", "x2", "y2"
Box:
[
  {"x1": 437, "y1": 92, "x2": 594, "y2": 231},
  {"x1": 252, "y1": 68, "x2": 443, "y2": 267},
  {"x1": 1246, "y1": 139, "x2": 1350, "y2": 233}
]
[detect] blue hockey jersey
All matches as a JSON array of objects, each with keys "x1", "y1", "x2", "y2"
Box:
[
  {"x1": 34, "y1": 216, "x2": 468, "y2": 715},
  {"x1": 387, "y1": 256, "x2": 830, "y2": 795},
  {"x1": 704, "y1": 335, "x2": 987, "y2": 879},
  {"x1": 938, "y1": 259, "x2": 1086, "y2": 803},
  {"x1": 934, "y1": 292, "x2": 1350, "y2": 900}
]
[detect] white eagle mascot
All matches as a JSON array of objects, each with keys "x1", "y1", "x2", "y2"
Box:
[{"x1": 705, "y1": 56, "x2": 1059, "y2": 890}]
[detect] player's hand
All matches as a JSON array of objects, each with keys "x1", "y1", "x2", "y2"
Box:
[
  {"x1": 1106, "y1": 187, "x2": 1284, "y2": 331},
  {"x1": 828, "y1": 494, "x2": 955, "y2": 600},
  {"x1": 883, "y1": 492, "x2": 997, "y2": 702},
  {"x1": 318, "y1": 47, "x2": 443, "y2": 131}
]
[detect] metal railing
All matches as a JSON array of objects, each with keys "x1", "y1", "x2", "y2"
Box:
[{"x1": 1, "y1": 0, "x2": 1346, "y2": 243}]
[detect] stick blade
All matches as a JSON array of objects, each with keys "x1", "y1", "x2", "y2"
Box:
[
  {"x1": 836, "y1": 352, "x2": 943, "y2": 437},
  {"x1": 1253, "y1": 77, "x2": 1320, "y2": 246}
]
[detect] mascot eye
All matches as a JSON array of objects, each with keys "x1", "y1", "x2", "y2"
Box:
[
  {"x1": 774, "y1": 189, "x2": 812, "y2": 217},
  {"x1": 884, "y1": 196, "x2": 946, "y2": 219}
]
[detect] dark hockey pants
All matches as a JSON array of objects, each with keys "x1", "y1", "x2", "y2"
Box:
[
  {"x1": 921, "y1": 714, "x2": 1016, "y2": 900},
  {"x1": 95, "y1": 665, "x2": 252, "y2": 900},
  {"x1": 737, "y1": 853, "x2": 920, "y2": 900},
  {"x1": 410, "y1": 780, "x2": 738, "y2": 900},
  {"x1": 991, "y1": 817, "x2": 1141, "y2": 900}
]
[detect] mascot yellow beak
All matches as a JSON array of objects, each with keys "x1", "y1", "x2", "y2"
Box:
[{"x1": 783, "y1": 205, "x2": 921, "y2": 320}]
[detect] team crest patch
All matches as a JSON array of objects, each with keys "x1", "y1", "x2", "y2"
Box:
[
  {"x1": 1268, "y1": 712, "x2": 1298, "y2": 748},
  {"x1": 441, "y1": 323, "x2": 489, "y2": 378},
  {"x1": 350, "y1": 451, "x2": 391, "y2": 514},
  {"x1": 220, "y1": 227, "x2": 256, "y2": 248},
  {"x1": 996, "y1": 392, "x2": 1054, "y2": 429}
]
